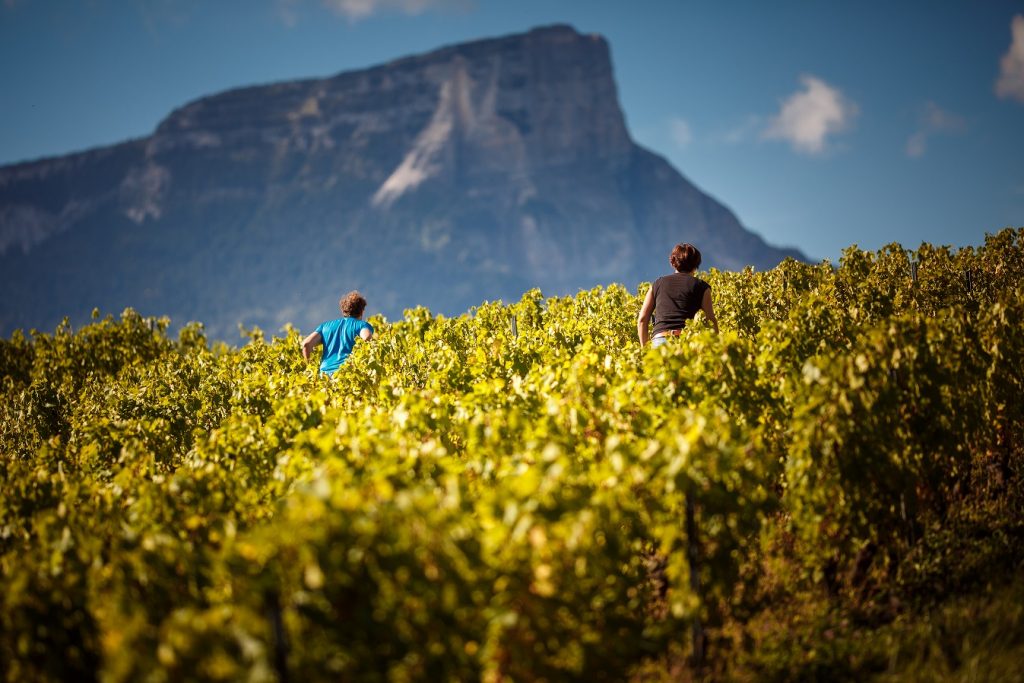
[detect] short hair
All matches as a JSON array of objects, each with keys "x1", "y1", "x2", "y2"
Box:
[
  {"x1": 669, "y1": 243, "x2": 702, "y2": 272},
  {"x1": 339, "y1": 291, "x2": 367, "y2": 318}
]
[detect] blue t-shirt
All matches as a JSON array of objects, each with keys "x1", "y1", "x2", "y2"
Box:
[{"x1": 315, "y1": 317, "x2": 373, "y2": 374}]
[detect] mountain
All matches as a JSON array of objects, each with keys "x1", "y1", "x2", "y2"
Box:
[{"x1": 0, "y1": 24, "x2": 805, "y2": 340}]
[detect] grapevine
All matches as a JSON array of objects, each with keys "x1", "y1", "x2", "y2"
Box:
[{"x1": 1, "y1": 228, "x2": 1023, "y2": 681}]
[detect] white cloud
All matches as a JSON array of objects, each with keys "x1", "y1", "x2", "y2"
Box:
[
  {"x1": 763, "y1": 75, "x2": 858, "y2": 155},
  {"x1": 322, "y1": 0, "x2": 466, "y2": 21},
  {"x1": 905, "y1": 132, "x2": 927, "y2": 159},
  {"x1": 277, "y1": 0, "x2": 301, "y2": 26},
  {"x1": 721, "y1": 114, "x2": 762, "y2": 145},
  {"x1": 669, "y1": 117, "x2": 692, "y2": 148},
  {"x1": 996, "y1": 14, "x2": 1024, "y2": 103},
  {"x1": 905, "y1": 101, "x2": 966, "y2": 158}
]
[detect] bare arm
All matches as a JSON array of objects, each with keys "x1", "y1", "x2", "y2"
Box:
[
  {"x1": 637, "y1": 286, "x2": 655, "y2": 346},
  {"x1": 359, "y1": 326, "x2": 373, "y2": 342},
  {"x1": 301, "y1": 331, "x2": 323, "y2": 362},
  {"x1": 701, "y1": 288, "x2": 719, "y2": 333}
]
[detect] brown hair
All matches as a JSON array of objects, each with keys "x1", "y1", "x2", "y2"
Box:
[
  {"x1": 669, "y1": 243, "x2": 702, "y2": 272},
  {"x1": 339, "y1": 291, "x2": 367, "y2": 318}
]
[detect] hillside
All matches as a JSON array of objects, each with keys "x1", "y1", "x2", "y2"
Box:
[{"x1": 1, "y1": 229, "x2": 1022, "y2": 680}]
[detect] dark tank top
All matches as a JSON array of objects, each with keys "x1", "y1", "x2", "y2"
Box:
[{"x1": 650, "y1": 273, "x2": 710, "y2": 335}]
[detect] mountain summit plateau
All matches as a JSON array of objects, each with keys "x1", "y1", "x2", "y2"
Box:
[{"x1": 0, "y1": 24, "x2": 805, "y2": 338}]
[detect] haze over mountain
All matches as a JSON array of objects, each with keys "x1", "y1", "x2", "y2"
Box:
[{"x1": 0, "y1": 24, "x2": 805, "y2": 339}]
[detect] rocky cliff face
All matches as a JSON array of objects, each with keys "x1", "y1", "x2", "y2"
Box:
[{"x1": 0, "y1": 25, "x2": 804, "y2": 339}]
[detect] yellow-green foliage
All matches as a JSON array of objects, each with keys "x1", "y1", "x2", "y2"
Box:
[{"x1": 1, "y1": 229, "x2": 1022, "y2": 681}]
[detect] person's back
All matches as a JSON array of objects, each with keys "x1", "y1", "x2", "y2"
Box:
[
  {"x1": 315, "y1": 316, "x2": 373, "y2": 374},
  {"x1": 650, "y1": 272, "x2": 710, "y2": 336},
  {"x1": 302, "y1": 290, "x2": 374, "y2": 375}
]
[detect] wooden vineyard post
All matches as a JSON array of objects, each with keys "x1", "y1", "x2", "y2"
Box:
[
  {"x1": 685, "y1": 495, "x2": 705, "y2": 670},
  {"x1": 905, "y1": 249, "x2": 919, "y2": 284},
  {"x1": 265, "y1": 590, "x2": 290, "y2": 683}
]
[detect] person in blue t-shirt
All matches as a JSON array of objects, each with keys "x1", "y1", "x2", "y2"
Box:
[{"x1": 301, "y1": 290, "x2": 375, "y2": 375}]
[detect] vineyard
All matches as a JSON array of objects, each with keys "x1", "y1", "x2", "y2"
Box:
[{"x1": 2, "y1": 229, "x2": 1024, "y2": 682}]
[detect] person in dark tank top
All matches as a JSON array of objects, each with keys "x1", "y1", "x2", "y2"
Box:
[{"x1": 637, "y1": 243, "x2": 719, "y2": 347}]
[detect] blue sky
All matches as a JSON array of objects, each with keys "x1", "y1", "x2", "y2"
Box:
[{"x1": 1, "y1": 0, "x2": 1022, "y2": 262}]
